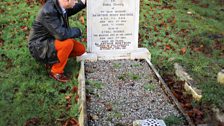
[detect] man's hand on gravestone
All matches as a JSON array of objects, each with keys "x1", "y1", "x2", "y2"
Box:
[{"x1": 81, "y1": 0, "x2": 86, "y2": 5}]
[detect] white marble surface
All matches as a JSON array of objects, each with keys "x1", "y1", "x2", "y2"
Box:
[
  {"x1": 87, "y1": 0, "x2": 140, "y2": 54},
  {"x1": 77, "y1": 48, "x2": 151, "y2": 61},
  {"x1": 80, "y1": 0, "x2": 151, "y2": 60}
]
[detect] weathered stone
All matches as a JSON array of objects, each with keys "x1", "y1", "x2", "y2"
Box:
[
  {"x1": 184, "y1": 82, "x2": 202, "y2": 101},
  {"x1": 174, "y1": 63, "x2": 193, "y2": 83},
  {"x1": 217, "y1": 69, "x2": 224, "y2": 85},
  {"x1": 174, "y1": 63, "x2": 202, "y2": 101},
  {"x1": 197, "y1": 124, "x2": 209, "y2": 126},
  {"x1": 212, "y1": 107, "x2": 224, "y2": 126},
  {"x1": 77, "y1": 52, "x2": 97, "y2": 62}
]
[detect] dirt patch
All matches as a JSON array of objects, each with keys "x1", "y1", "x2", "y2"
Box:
[
  {"x1": 162, "y1": 73, "x2": 224, "y2": 125},
  {"x1": 163, "y1": 74, "x2": 205, "y2": 124},
  {"x1": 0, "y1": 38, "x2": 4, "y2": 47},
  {"x1": 189, "y1": 34, "x2": 224, "y2": 58}
]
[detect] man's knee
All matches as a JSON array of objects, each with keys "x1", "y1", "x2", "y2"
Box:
[
  {"x1": 77, "y1": 44, "x2": 85, "y2": 56},
  {"x1": 72, "y1": 40, "x2": 86, "y2": 56},
  {"x1": 62, "y1": 39, "x2": 74, "y2": 50},
  {"x1": 80, "y1": 44, "x2": 86, "y2": 54}
]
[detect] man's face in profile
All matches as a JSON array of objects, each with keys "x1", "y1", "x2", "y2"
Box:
[{"x1": 63, "y1": 0, "x2": 78, "y2": 9}]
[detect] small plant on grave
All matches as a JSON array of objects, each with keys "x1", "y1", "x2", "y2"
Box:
[
  {"x1": 86, "y1": 88, "x2": 95, "y2": 95},
  {"x1": 113, "y1": 63, "x2": 122, "y2": 69},
  {"x1": 118, "y1": 72, "x2": 141, "y2": 81},
  {"x1": 106, "y1": 106, "x2": 123, "y2": 120},
  {"x1": 115, "y1": 122, "x2": 127, "y2": 126},
  {"x1": 110, "y1": 111, "x2": 123, "y2": 119},
  {"x1": 144, "y1": 83, "x2": 156, "y2": 91},
  {"x1": 118, "y1": 73, "x2": 127, "y2": 81},
  {"x1": 164, "y1": 115, "x2": 183, "y2": 126},
  {"x1": 87, "y1": 80, "x2": 103, "y2": 89},
  {"x1": 128, "y1": 72, "x2": 141, "y2": 80},
  {"x1": 131, "y1": 63, "x2": 141, "y2": 67}
]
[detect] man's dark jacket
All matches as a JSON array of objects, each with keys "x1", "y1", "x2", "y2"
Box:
[{"x1": 28, "y1": 0, "x2": 85, "y2": 64}]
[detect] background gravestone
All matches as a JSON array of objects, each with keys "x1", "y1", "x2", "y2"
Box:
[{"x1": 80, "y1": 0, "x2": 150, "y2": 60}]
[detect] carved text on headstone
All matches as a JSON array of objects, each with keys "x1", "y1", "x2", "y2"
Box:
[{"x1": 87, "y1": 0, "x2": 139, "y2": 52}]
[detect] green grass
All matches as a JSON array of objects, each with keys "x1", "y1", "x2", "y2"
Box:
[
  {"x1": 164, "y1": 115, "x2": 183, "y2": 126},
  {"x1": 144, "y1": 83, "x2": 156, "y2": 91},
  {"x1": 128, "y1": 72, "x2": 141, "y2": 80},
  {"x1": 0, "y1": 0, "x2": 224, "y2": 125},
  {"x1": 113, "y1": 63, "x2": 122, "y2": 69},
  {"x1": 118, "y1": 72, "x2": 141, "y2": 81},
  {"x1": 118, "y1": 74, "x2": 126, "y2": 80},
  {"x1": 86, "y1": 80, "x2": 103, "y2": 89},
  {"x1": 139, "y1": 0, "x2": 224, "y2": 109},
  {"x1": 0, "y1": 0, "x2": 84, "y2": 125}
]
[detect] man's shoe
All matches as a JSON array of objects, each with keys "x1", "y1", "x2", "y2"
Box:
[{"x1": 49, "y1": 72, "x2": 69, "y2": 83}]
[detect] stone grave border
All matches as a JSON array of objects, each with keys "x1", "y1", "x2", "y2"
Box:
[{"x1": 77, "y1": 55, "x2": 195, "y2": 126}]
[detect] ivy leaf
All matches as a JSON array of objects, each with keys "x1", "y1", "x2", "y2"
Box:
[{"x1": 75, "y1": 94, "x2": 79, "y2": 103}]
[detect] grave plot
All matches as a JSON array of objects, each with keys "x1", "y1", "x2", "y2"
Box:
[
  {"x1": 84, "y1": 60, "x2": 186, "y2": 126},
  {"x1": 76, "y1": 0, "x2": 194, "y2": 125}
]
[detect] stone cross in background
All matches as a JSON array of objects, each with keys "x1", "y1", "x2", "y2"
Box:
[{"x1": 78, "y1": 0, "x2": 150, "y2": 61}]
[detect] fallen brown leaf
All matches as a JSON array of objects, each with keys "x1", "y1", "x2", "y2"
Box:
[
  {"x1": 75, "y1": 94, "x2": 79, "y2": 103},
  {"x1": 193, "y1": 108, "x2": 203, "y2": 116},
  {"x1": 164, "y1": 44, "x2": 171, "y2": 51},
  {"x1": 105, "y1": 103, "x2": 113, "y2": 111},
  {"x1": 65, "y1": 95, "x2": 72, "y2": 100},
  {"x1": 180, "y1": 47, "x2": 187, "y2": 55},
  {"x1": 72, "y1": 86, "x2": 78, "y2": 93},
  {"x1": 63, "y1": 118, "x2": 79, "y2": 126},
  {"x1": 79, "y1": 16, "x2": 85, "y2": 25},
  {"x1": 81, "y1": 38, "x2": 87, "y2": 43},
  {"x1": 154, "y1": 26, "x2": 158, "y2": 32},
  {"x1": 25, "y1": 118, "x2": 40, "y2": 126}
]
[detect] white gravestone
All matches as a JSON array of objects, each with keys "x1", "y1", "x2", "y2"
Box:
[{"x1": 78, "y1": 0, "x2": 150, "y2": 61}]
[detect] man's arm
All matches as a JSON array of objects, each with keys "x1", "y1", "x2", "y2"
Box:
[
  {"x1": 81, "y1": 0, "x2": 85, "y2": 5},
  {"x1": 42, "y1": 10, "x2": 82, "y2": 40},
  {"x1": 67, "y1": 0, "x2": 86, "y2": 17}
]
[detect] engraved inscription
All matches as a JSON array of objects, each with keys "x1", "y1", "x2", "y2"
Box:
[{"x1": 89, "y1": 0, "x2": 137, "y2": 51}]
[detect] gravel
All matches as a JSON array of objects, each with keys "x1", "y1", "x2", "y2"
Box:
[{"x1": 85, "y1": 59, "x2": 183, "y2": 126}]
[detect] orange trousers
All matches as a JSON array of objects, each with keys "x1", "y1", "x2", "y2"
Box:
[{"x1": 51, "y1": 39, "x2": 85, "y2": 74}]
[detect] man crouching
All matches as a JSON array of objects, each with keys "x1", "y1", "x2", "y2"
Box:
[{"x1": 28, "y1": 0, "x2": 86, "y2": 83}]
